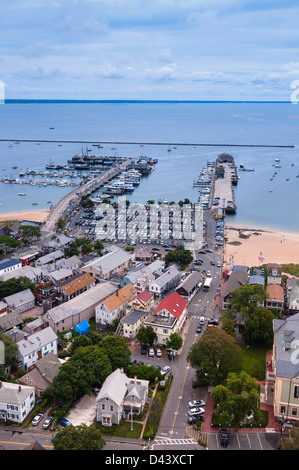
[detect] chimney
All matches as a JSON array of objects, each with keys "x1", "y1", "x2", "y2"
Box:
[
  {"x1": 134, "y1": 375, "x2": 137, "y2": 384},
  {"x1": 0, "y1": 381, "x2": 2, "y2": 389},
  {"x1": 120, "y1": 368, "x2": 124, "y2": 374},
  {"x1": 18, "y1": 385, "x2": 21, "y2": 393}
]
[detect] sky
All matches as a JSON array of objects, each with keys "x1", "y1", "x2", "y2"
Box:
[{"x1": 0, "y1": 0, "x2": 299, "y2": 100}]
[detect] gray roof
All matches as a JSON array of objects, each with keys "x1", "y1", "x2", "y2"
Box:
[
  {"x1": 125, "y1": 260, "x2": 164, "y2": 284},
  {"x1": 45, "y1": 282, "x2": 117, "y2": 324},
  {"x1": 37, "y1": 250, "x2": 64, "y2": 265},
  {"x1": 3, "y1": 288, "x2": 35, "y2": 307},
  {"x1": 176, "y1": 271, "x2": 202, "y2": 294},
  {"x1": 0, "y1": 310, "x2": 23, "y2": 331},
  {"x1": 35, "y1": 351, "x2": 62, "y2": 381},
  {"x1": 223, "y1": 269, "x2": 249, "y2": 297},
  {"x1": 0, "y1": 382, "x2": 34, "y2": 405},
  {"x1": 122, "y1": 309, "x2": 148, "y2": 325},
  {"x1": 17, "y1": 326, "x2": 58, "y2": 357},
  {"x1": 150, "y1": 264, "x2": 181, "y2": 288},
  {"x1": 96, "y1": 368, "x2": 128, "y2": 406},
  {"x1": 249, "y1": 275, "x2": 265, "y2": 286},
  {"x1": 274, "y1": 313, "x2": 299, "y2": 378},
  {"x1": 83, "y1": 247, "x2": 132, "y2": 276}
]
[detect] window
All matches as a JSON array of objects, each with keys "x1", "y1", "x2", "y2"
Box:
[
  {"x1": 294, "y1": 386, "x2": 299, "y2": 399},
  {"x1": 292, "y1": 408, "x2": 297, "y2": 416},
  {"x1": 101, "y1": 404, "x2": 105, "y2": 410},
  {"x1": 281, "y1": 406, "x2": 286, "y2": 414},
  {"x1": 110, "y1": 406, "x2": 114, "y2": 411}
]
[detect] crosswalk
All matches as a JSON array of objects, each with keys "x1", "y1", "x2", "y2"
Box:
[
  {"x1": 150, "y1": 426, "x2": 209, "y2": 448},
  {"x1": 152, "y1": 437, "x2": 197, "y2": 446}
]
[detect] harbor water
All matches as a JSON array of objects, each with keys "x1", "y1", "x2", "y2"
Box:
[{"x1": 0, "y1": 101, "x2": 298, "y2": 232}]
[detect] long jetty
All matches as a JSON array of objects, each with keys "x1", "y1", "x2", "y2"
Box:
[{"x1": 0, "y1": 138, "x2": 294, "y2": 148}]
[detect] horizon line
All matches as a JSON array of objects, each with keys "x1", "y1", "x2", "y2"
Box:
[{"x1": 3, "y1": 99, "x2": 292, "y2": 104}]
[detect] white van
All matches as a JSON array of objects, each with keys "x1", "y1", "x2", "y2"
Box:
[{"x1": 199, "y1": 317, "x2": 205, "y2": 325}]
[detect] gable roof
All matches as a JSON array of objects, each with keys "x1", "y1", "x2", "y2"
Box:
[
  {"x1": 223, "y1": 269, "x2": 249, "y2": 298},
  {"x1": 60, "y1": 273, "x2": 95, "y2": 296},
  {"x1": 102, "y1": 284, "x2": 137, "y2": 312},
  {"x1": 83, "y1": 247, "x2": 133, "y2": 276},
  {"x1": 0, "y1": 382, "x2": 34, "y2": 405},
  {"x1": 266, "y1": 284, "x2": 284, "y2": 300},
  {"x1": 17, "y1": 326, "x2": 58, "y2": 357},
  {"x1": 153, "y1": 291, "x2": 187, "y2": 319},
  {"x1": 134, "y1": 290, "x2": 153, "y2": 304},
  {"x1": 96, "y1": 368, "x2": 128, "y2": 406}
]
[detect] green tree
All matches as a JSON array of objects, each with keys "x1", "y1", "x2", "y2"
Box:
[
  {"x1": 94, "y1": 240, "x2": 104, "y2": 255},
  {"x1": 166, "y1": 332, "x2": 183, "y2": 351},
  {"x1": 127, "y1": 364, "x2": 161, "y2": 382},
  {"x1": 137, "y1": 326, "x2": 157, "y2": 346},
  {"x1": 69, "y1": 335, "x2": 93, "y2": 356},
  {"x1": 211, "y1": 371, "x2": 260, "y2": 429},
  {"x1": 243, "y1": 306, "x2": 276, "y2": 346},
  {"x1": 164, "y1": 245, "x2": 193, "y2": 268},
  {"x1": 220, "y1": 311, "x2": 237, "y2": 337},
  {"x1": 230, "y1": 284, "x2": 266, "y2": 316},
  {"x1": 280, "y1": 426, "x2": 299, "y2": 450},
  {"x1": 99, "y1": 335, "x2": 131, "y2": 371},
  {"x1": 187, "y1": 328, "x2": 243, "y2": 386},
  {"x1": 19, "y1": 225, "x2": 41, "y2": 243},
  {"x1": 53, "y1": 424, "x2": 105, "y2": 450}
]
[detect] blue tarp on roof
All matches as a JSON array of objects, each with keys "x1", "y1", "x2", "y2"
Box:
[{"x1": 75, "y1": 319, "x2": 89, "y2": 335}]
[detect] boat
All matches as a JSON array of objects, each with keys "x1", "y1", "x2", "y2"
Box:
[
  {"x1": 19, "y1": 192, "x2": 26, "y2": 196},
  {"x1": 275, "y1": 157, "x2": 280, "y2": 162},
  {"x1": 32, "y1": 202, "x2": 38, "y2": 205},
  {"x1": 49, "y1": 127, "x2": 55, "y2": 129}
]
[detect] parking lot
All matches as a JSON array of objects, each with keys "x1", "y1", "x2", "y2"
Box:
[{"x1": 207, "y1": 431, "x2": 280, "y2": 450}]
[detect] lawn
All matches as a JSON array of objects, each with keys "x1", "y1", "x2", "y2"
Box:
[{"x1": 239, "y1": 343, "x2": 268, "y2": 380}]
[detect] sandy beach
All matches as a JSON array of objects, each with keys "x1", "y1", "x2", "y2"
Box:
[
  {"x1": 0, "y1": 210, "x2": 49, "y2": 223},
  {"x1": 224, "y1": 225, "x2": 299, "y2": 268}
]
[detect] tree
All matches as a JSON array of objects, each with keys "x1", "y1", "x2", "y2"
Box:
[
  {"x1": 280, "y1": 426, "x2": 299, "y2": 450},
  {"x1": 99, "y1": 335, "x2": 131, "y2": 371},
  {"x1": 166, "y1": 332, "x2": 183, "y2": 351},
  {"x1": 127, "y1": 364, "x2": 161, "y2": 382},
  {"x1": 44, "y1": 345, "x2": 112, "y2": 404},
  {"x1": 69, "y1": 335, "x2": 93, "y2": 355},
  {"x1": 94, "y1": 240, "x2": 104, "y2": 255},
  {"x1": 187, "y1": 328, "x2": 243, "y2": 386},
  {"x1": 229, "y1": 284, "x2": 266, "y2": 316},
  {"x1": 19, "y1": 225, "x2": 41, "y2": 243},
  {"x1": 211, "y1": 371, "x2": 260, "y2": 429},
  {"x1": 80, "y1": 196, "x2": 94, "y2": 208},
  {"x1": 164, "y1": 245, "x2": 193, "y2": 268},
  {"x1": 243, "y1": 306, "x2": 276, "y2": 346},
  {"x1": 52, "y1": 424, "x2": 105, "y2": 450},
  {"x1": 0, "y1": 276, "x2": 36, "y2": 299},
  {"x1": 220, "y1": 311, "x2": 237, "y2": 337},
  {"x1": 137, "y1": 326, "x2": 157, "y2": 346}
]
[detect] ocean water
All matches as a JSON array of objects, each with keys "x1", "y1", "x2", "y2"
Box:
[{"x1": 0, "y1": 101, "x2": 298, "y2": 232}]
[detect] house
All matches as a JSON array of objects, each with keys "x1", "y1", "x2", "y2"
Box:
[
  {"x1": 129, "y1": 290, "x2": 154, "y2": 312},
  {"x1": 80, "y1": 246, "x2": 133, "y2": 280},
  {"x1": 0, "y1": 259, "x2": 22, "y2": 277},
  {"x1": 16, "y1": 326, "x2": 58, "y2": 371},
  {"x1": 286, "y1": 278, "x2": 299, "y2": 315},
  {"x1": 0, "y1": 265, "x2": 44, "y2": 284},
  {"x1": 95, "y1": 284, "x2": 138, "y2": 327},
  {"x1": 144, "y1": 291, "x2": 188, "y2": 345},
  {"x1": 3, "y1": 289, "x2": 35, "y2": 314},
  {"x1": 0, "y1": 381, "x2": 35, "y2": 424},
  {"x1": 58, "y1": 272, "x2": 96, "y2": 301},
  {"x1": 265, "y1": 284, "x2": 284, "y2": 314},
  {"x1": 55, "y1": 255, "x2": 81, "y2": 273},
  {"x1": 23, "y1": 316, "x2": 49, "y2": 335},
  {"x1": 36, "y1": 250, "x2": 64, "y2": 267},
  {"x1": 0, "y1": 310, "x2": 23, "y2": 332},
  {"x1": 149, "y1": 264, "x2": 181, "y2": 296},
  {"x1": 120, "y1": 309, "x2": 149, "y2": 339},
  {"x1": 134, "y1": 247, "x2": 153, "y2": 263},
  {"x1": 44, "y1": 282, "x2": 117, "y2": 333},
  {"x1": 176, "y1": 271, "x2": 202, "y2": 299},
  {"x1": 249, "y1": 274, "x2": 265, "y2": 287},
  {"x1": 43, "y1": 234, "x2": 73, "y2": 253},
  {"x1": 267, "y1": 263, "x2": 282, "y2": 285},
  {"x1": 18, "y1": 351, "x2": 63, "y2": 397},
  {"x1": 12, "y1": 245, "x2": 42, "y2": 266},
  {"x1": 263, "y1": 313, "x2": 299, "y2": 423},
  {"x1": 96, "y1": 368, "x2": 149, "y2": 427},
  {"x1": 121, "y1": 260, "x2": 164, "y2": 290},
  {"x1": 222, "y1": 269, "x2": 249, "y2": 310}
]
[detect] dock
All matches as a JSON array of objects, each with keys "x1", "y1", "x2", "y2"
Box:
[{"x1": 212, "y1": 153, "x2": 237, "y2": 214}]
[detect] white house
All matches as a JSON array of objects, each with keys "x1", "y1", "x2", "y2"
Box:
[
  {"x1": 0, "y1": 381, "x2": 35, "y2": 424},
  {"x1": 95, "y1": 284, "x2": 137, "y2": 327},
  {"x1": 3, "y1": 289, "x2": 35, "y2": 314},
  {"x1": 149, "y1": 264, "x2": 181, "y2": 296},
  {"x1": 0, "y1": 259, "x2": 22, "y2": 277},
  {"x1": 16, "y1": 326, "x2": 58, "y2": 371},
  {"x1": 96, "y1": 368, "x2": 149, "y2": 427}
]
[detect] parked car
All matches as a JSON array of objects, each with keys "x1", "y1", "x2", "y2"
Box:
[
  {"x1": 140, "y1": 346, "x2": 147, "y2": 355},
  {"x1": 194, "y1": 259, "x2": 203, "y2": 265},
  {"x1": 187, "y1": 414, "x2": 205, "y2": 425},
  {"x1": 31, "y1": 414, "x2": 43, "y2": 426},
  {"x1": 148, "y1": 348, "x2": 155, "y2": 357},
  {"x1": 188, "y1": 399, "x2": 206, "y2": 408},
  {"x1": 217, "y1": 261, "x2": 222, "y2": 267},
  {"x1": 219, "y1": 428, "x2": 230, "y2": 447},
  {"x1": 161, "y1": 366, "x2": 170, "y2": 376},
  {"x1": 130, "y1": 358, "x2": 137, "y2": 365},
  {"x1": 58, "y1": 419, "x2": 72, "y2": 427},
  {"x1": 188, "y1": 407, "x2": 205, "y2": 416},
  {"x1": 42, "y1": 416, "x2": 54, "y2": 429},
  {"x1": 156, "y1": 348, "x2": 162, "y2": 357}
]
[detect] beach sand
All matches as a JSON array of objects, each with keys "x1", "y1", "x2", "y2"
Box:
[
  {"x1": 224, "y1": 226, "x2": 299, "y2": 268},
  {"x1": 0, "y1": 210, "x2": 49, "y2": 223}
]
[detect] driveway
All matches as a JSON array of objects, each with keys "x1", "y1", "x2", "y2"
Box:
[{"x1": 66, "y1": 394, "x2": 97, "y2": 427}]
